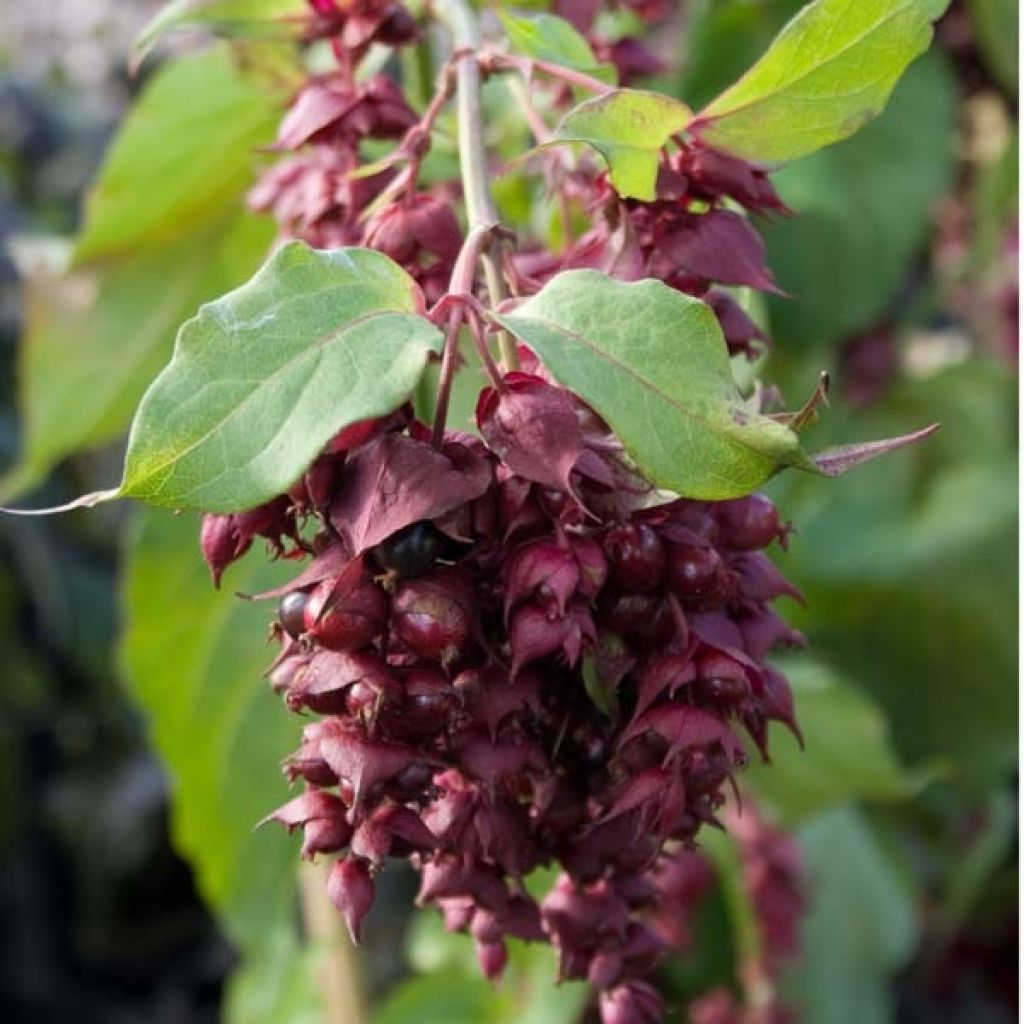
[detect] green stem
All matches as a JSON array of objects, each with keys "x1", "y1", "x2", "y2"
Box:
[{"x1": 438, "y1": 0, "x2": 518, "y2": 371}]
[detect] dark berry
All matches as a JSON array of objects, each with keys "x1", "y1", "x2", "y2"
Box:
[
  {"x1": 598, "y1": 591, "x2": 661, "y2": 636},
  {"x1": 603, "y1": 523, "x2": 666, "y2": 592},
  {"x1": 305, "y1": 576, "x2": 388, "y2": 651},
  {"x1": 633, "y1": 597, "x2": 676, "y2": 645},
  {"x1": 371, "y1": 521, "x2": 441, "y2": 578},
  {"x1": 278, "y1": 591, "x2": 310, "y2": 638},
  {"x1": 717, "y1": 494, "x2": 783, "y2": 550},
  {"x1": 392, "y1": 669, "x2": 458, "y2": 739},
  {"x1": 375, "y1": 4, "x2": 418, "y2": 44},
  {"x1": 666, "y1": 544, "x2": 726, "y2": 600},
  {"x1": 392, "y1": 569, "x2": 472, "y2": 662}
]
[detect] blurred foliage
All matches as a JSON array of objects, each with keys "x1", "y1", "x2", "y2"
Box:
[
  {"x1": 120, "y1": 507, "x2": 320, "y2": 1021},
  {"x1": 0, "y1": 0, "x2": 1017, "y2": 1023}
]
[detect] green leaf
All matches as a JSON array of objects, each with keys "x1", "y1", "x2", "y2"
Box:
[
  {"x1": 135, "y1": 0, "x2": 305, "y2": 65},
  {"x1": 74, "y1": 47, "x2": 279, "y2": 262},
  {"x1": 550, "y1": 89, "x2": 691, "y2": 200},
  {"x1": 745, "y1": 657, "x2": 916, "y2": 823},
  {"x1": 783, "y1": 808, "x2": 917, "y2": 1024},
  {"x1": 693, "y1": 0, "x2": 943, "y2": 163},
  {"x1": 3, "y1": 213, "x2": 274, "y2": 502},
  {"x1": 762, "y1": 52, "x2": 957, "y2": 351},
  {"x1": 499, "y1": 10, "x2": 615, "y2": 83},
  {"x1": 675, "y1": 0, "x2": 805, "y2": 111},
  {"x1": 2, "y1": 45, "x2": 284, "y2": 502},
  {"x1": 119, "y1": 507, "x2": 316, "y2": 1021},
  {"x1": 496, "y1": 270, "x2": 815, "y2": 499},
  {"x1": 119, "y1": 243, "x2": 443, "y2": 512}
]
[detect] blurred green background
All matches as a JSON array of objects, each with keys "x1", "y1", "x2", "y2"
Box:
[{"x1": 0, "y1": 1, "x2": 1016, "y2": 1022}]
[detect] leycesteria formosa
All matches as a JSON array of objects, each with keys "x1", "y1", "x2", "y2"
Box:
[{"x1": 11, "y1": 0, "x2": 949, "y2": 1020}]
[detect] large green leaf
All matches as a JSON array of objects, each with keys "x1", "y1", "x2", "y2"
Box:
[
  {"x1": 762, "y1": 52, "x2": 957, "y2": 352},
  {"x1": 119, "y1": 243, "x2": 443, "y2": 512},
  {"x1": 550, "y1": 90, "x2": 692, "y2": 200},
  {"x1": 675, "y1": 0, "x2": 805, "y2": 111},
  {"x1": 119, "y1": 506, "x2": 317, "y2": 1021},
  {"x1": 75, "y1": 47, "x2": 279, "y2": 262},
  {"x1": 3, "y1": 213, "x2": 274, "y2": 501},
  {"x1": 783, "y1": 808, "x2": 918, "y2": 1024},
  {"x1": 496, "y1": 270, "x2": 815, "y2": 499},
  {"x1": 745, "y1": 658, "x2": 916, "y2": 824},
  {"x1": 692, "y1": 0, "x2": 944, "y2": 163}
]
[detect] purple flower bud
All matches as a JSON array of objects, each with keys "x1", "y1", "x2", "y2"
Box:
[
  {"x1": 350, "y1": 801, "x2": 436, "y2": 863},
  {"x1": 200, "y1": 514, "x2": 249, "y2": 587},
  {"x1": 286, "y1": 649, "x2": 398, "y2": 716},
  {"x1": 327, "y1": 857, "x2": 375, "y2": 943},
  {"x1": 570, "y1": 534, "x2": 609, "y2": 600},
  {"x1": 504, "y1": 541, "x2": 581, "y2": 619},
  {"x1": 600, "y1": 981, "x2": 664, "y2": 1024},
  {"x1": 509, "y1": 600, "x2": 595, "y2": 676},
  {"x1": 475, "y1": 938, "x2": 508, "y2": 982}
]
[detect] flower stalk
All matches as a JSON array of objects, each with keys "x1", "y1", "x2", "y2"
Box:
[{"x1": 437, "y1": 0, "x2": 518, "y2": 370}]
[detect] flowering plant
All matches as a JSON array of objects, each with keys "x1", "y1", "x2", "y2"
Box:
[{"x1": 9, "y1": 0, "x2": 956, "y2": 1020}]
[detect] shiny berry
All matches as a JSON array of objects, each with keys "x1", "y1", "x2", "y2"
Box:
[
  {"x1": 278, "y1": 591, "x2": 310, "y2": 638},
  {"x1": 392, "y1": 569, "x2": 472, "y2": 662},
  {"x1": 371, "y1": 521, "x2": 441, "y2": 578},
  {"x1": 717, "y1": 494, "x2": 783, "y2": 550},
  {"x1": 603, "y1": 523, "x2": 666, "y2": 592},
  {"x1": 304, "y1": 577, "x2": 388, "y2": 651},
  {"x1": 666, "y1": 544, "x2": 726, "y2": 600}
]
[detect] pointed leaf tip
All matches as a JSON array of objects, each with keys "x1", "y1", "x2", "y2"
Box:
[{"x1": 813, "y1": 423, "x2": 940, "y2": 477}]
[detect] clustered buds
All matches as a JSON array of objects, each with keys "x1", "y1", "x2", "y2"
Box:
[
  {"x1": 203, "y1": 381, "x2": 805, "y2": 1022},
  {"x1": 213, "y1": 2, "x2": 817, "y2": 1019}
]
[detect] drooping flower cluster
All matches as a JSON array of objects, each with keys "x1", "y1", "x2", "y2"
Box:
[{"x1": 200, "y1": 375, "x2": 806, "y2": 1023}]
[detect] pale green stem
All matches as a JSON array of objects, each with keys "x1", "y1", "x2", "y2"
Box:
[{"x1": 437, "y1": 0, "x2": 518, "y2": 371}]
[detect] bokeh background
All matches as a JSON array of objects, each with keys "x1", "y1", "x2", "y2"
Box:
[{"x1": 0, "y1": 1, "x2": 1017, "y2": 1022}]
